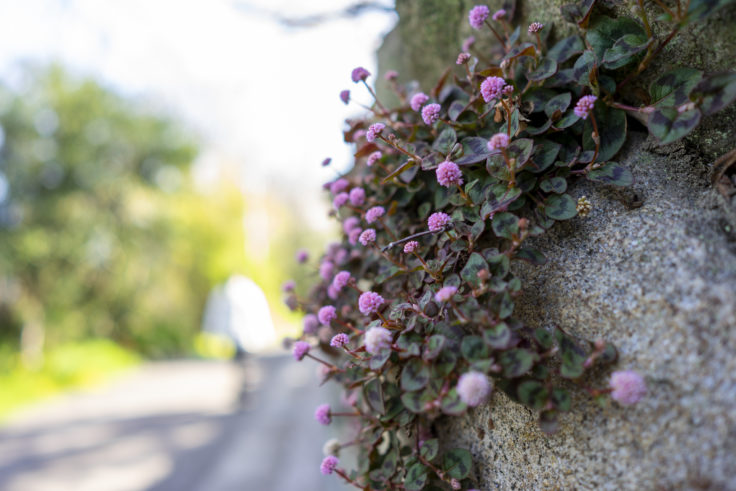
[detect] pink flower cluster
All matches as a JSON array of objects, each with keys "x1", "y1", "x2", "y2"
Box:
[
  {"x1": 574, "y1": 95, "x2": 597, "y2": 119},
  {"x1": 315, "y1": 403, "x2": 332, "y2": 425},
  {"x1": 365, "y1": 206, "x2": 385, "y2": 223},
  {"x1": 303, "y1": 314, "x2": 318, "y2": 334},
  {"x1": 320, "y1": 455, "x2": 339, "y2": 475},
  {"x1": 609, "y1": 370, "x2": 646, "y2": 405},
  {"x1": 403, "y1": 240, "x2": 419, "y2": 253},
  {"x1": 468, "y1": 5, "x2": 489, "y2": 29},
  {"x1": 330, "y1": 333, "x2": 350, "y2": 348},
  {"x1": 456, "y1": 52, "x2": 471, "y2": 65},
  {"x1": 480, "y1": 76, "x2": 508, "y2": 103},
  {"x1": 436, "y1": 161, "x2": 463, "y2": 187},
  {"x1": 492, "y1": 9, "x2": 506, "y2": 21},
  {"x1": 339, "y1": 90, "x2": 350, "y2": 105},
  {"x1": 332, "y1": 271, "x2": 351, "y2": 291},
  {"x1": 428, "y1": 212, "x2": 451, "y2": 232},
  {"x1": 351, "y1": 66, "x2": 370, "y2": 83},
  {"x1": 359, "y1": 228, "x2": 376, "y2": 246},
  {"x1": 435, "y1": 285, "x2": 458, "y2": 303},
  {"x1": 422, "y1": 103, "x2": 441, "y2": 125},
  {"x1": 358, "y1": 291, "x2": 384, "y2": 315},
  {"x1": 410, "y1": 92, "x2": 429, "y2": 112},
  {"x1": 366, "y1": 151, "x2": 382, "y2": 167},
  {"x1": 318, "y1": 305, "x2": 337, "y2": 325},
  {"x1": 528, "y1": 22, "x2": 544, "y2": 33},
  {"x1": 364, "y1": 326, "x2": 392, "y2": 354},
  {"x1": 488, "y1": 132, "x2": 509, "y2": 150},
  {"x1": 366, "y1": 123, "x2": 385, "y2": 143},
  {"x1": 292, "y1": 341, "x2": 310, "y2": 361},
  {"x1": 457, "y1": 371, "x2": 492, "y2": 407}
]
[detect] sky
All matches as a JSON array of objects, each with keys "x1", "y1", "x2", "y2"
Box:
[{"x1": 0, "y1": 0, "x2": 397, "y2": 214}]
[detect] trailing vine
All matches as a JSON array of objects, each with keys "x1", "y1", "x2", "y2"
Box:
[{"x1": 284, "y1": 0, "x2": 736, "y2": 489}]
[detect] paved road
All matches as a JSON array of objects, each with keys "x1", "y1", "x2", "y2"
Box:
[{"x1": 0, "y1": 355, "x2": 348, "y2": 491}]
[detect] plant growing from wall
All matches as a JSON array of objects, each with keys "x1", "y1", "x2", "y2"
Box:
[{"x1": 285, "y1": 0, "x2": 736, "y2": 489}]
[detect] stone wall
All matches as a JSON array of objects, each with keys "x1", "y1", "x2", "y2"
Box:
[{"x1": 377, "y1": 1, "x2": 736, "y2": 488}]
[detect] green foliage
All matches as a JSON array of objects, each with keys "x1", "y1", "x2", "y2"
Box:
[{"x1": 293, "y1": 1, "x2": 736, "y2": 488}]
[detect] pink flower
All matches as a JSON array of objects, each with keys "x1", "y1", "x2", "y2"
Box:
[
  {"x1": 321, "y1": 455, "x2": 339, "y2": 475},
  {"x1": 364, "y1": 326, "x2": 392, "y2": 354},
  {"x1": 422, "y1": 103, "x2": 441, "y2": 125},
  {"x1": 330, "y1": 333, "x2": 350, "y2": 348},
  {"x1": 303, "y1": 314, "x2": 319, "y2": 334},
  {"x1": 333, "y1": 192, "x2": 348, "y2": 208},
  {"x1": 492, "y1": 9, "x2": 506, "y2": 21},
  {"x1": 315, "y1": 403, "x2": 332, "y2": 425},
  {"x1": 428, "y1": 212, "x2": 451, "y2": 232},
  {"x1": 403, "y1": 241, "x2": 419, "y2": 253},
  {"x1": 410, "y1": 92, "x2": 429, "y2": 112},
  {"x1": 348, "y1": 228, "x2": 362, "y2": 245},
  {"x1": 502, "y1": 84, "x2": 514, "y2": 96},
  {"x1": 456, "y1": 52, "x2": 471, "y2": 65},
  {"x1": 351, "y1": 67, "x2": 370, "y2": 83},
  {"x1": 332, "y1": 271, "x2": 351, "y2": 290},
  {"x1": 282, "y1": 280, "x2": 295, "y2": 292},
  {"x1": 359, "y1": 228, "x2": 376, "y2": 246},
  {"x1": 366, "y1": 151, "x2": 382, "y2": 167},
  {"x1": 349, "y1": 187, "x2": 365, "y2": 206},
  {"x1": 462, "y1": 36, "x2": 476, "y2": 52},
  {"x1": 435, "y1": 285, "x2": 458, "y2": 302},
  {"x1": 358, "y1": 291, "x2": 385, "y2": 315},
  {"x1": 436, "y1": 161, "x2": 463, "y2": 187},
  {"x1": 296, "y1": 249, "x2": 309, "y2": 263},
  {"x1": 384, "y1": 70, "x2": 398, "y2": 81},
  {"x1": 319, "y1": 261, "x2": 334, "y2": 281},
  {"x1": 528, "y1": 22, "x2": 544, "y2": 34},
  {"x1": 481, "y1": 76, "x2": 507, "y2": 102},
  {"x1": 610, "y1": 370, "x2": 647, "y2": 405},
  {"x1": 343, "y1": 217, "x2": 360, "y2": 234},
  {"x1": 574, "y1": 95, "x2": 597, "y2": 119},
  {"x1": 330, "y1": 178, "x2": 349, "y2": 194},
  {"x1": 318, "y1": 305, "x2": 337, "y2": 326},
  {"x1": 321, "y1": 157, "x2": 332, "y2": 167},
  {"x1": 353, "y1": 129, "x2": 366, "y2": 141},
  {"x1": 468, "y1": 5, "x2": 490, "y2": 29},
  {"x1": 457, "y1": 371, "x2": 492, "y2": 407},
  {"x1": 292, "y1": 341, "x2": 310, "y2": 361},
  {"x1": 334, "y1": 248, "x2": 348, "y2": 264},
  {"x1": 327, "y1": 284, "x2": 339, "y2": 300},
  {"x1": 339, "y1": 90, "x2": 350, "y2": 105},
  {"x1": 366, "y1": 123, "x2": 385, "y2": 143},
  {"x1": 488, "y1": 132, "x2": 509, "y2": 150},
  {"x1": 365, "y1": 206, "x2": 385, "y2": 223}
]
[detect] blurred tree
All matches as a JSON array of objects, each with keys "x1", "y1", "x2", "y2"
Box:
[{"x1": 0, "y1": 65, "x2": 247, "y2": 359}]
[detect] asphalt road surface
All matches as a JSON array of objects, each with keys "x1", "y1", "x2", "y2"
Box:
[{"x1": 0, "y1": 355, "x2": 349, "y2": 491}]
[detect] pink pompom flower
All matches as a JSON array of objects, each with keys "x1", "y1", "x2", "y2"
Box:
[
  {"x1": 528, "y1": 22, "x2": 544, "y2": 33},
  {"x1": 333, "y1": 192, "x2": 348, "y2": 209},
  {"x1": 410, "y1": 92, "x2": 429, "y2": 112},
  {"x1": 403, "y1": 240, "x2": 419, "y2": 253},
  {"x1": 348, "y1": 228, "x2": 362, "y2": 245},
  {"x1": 457, "y1": 371, "x2": 492, "y2": 407},
  {"x1": 351, "y1": 67, "x2": 370, "y2": 83},
  {"x1": 296, "y1": 249, "x2": 309, "y2": 263},
  {"x1": 321, "y1": 455, "x2": 339, "y2": 475},
  {"x1": 366, "y1": 123, "x2": 385, "y2": 143},
  {"x1": 609, "y1": 370, "x2": 647, "y2": 405},
  {"x1": 456, "y1": 52, "x2": 471, "y2": 65},
  {"x1": 332, "y1": 271, "x2": 351, "y2": 290},
  {"x1": 488, "y1": 132, "x2": 510, "y2": 150},
  {"x1": 282, "y1": 280, "x2": 295, "y2": 292},
  {"x1": 364, "y1": 326, "x2": 393, "y2": 354},
  {"x1": 358, "y1": 291, "x2": 385, "y2": 315},
  {"x1": 330, "y1": 178, "x2": 350, "y2": 195},
  {"x1": 468, "y1": 5, "x2": 490, "y2": 29},
  {"x1": 348, "y1": 187, "x2": 365, "y2": 206},
  {"x1": 321, "y1": 157, "x2": 332, "y2": 167},
  {"x1": 435, "y1": 286, "x2": 458, "y2": 302},
  {"x1": 422, "y1": 103, "x2": 441, "y2": 125},
  {"x1": 574, "y1": 95, "x2": 597, "y2": 120},
  {"x1": 303, "y1": 314, "x2": 319, "y2": 334},
  {"x1": 359, "y1": 228, "x2": 376, "y2": 246},
  {"x1": 330, "y1": 333, "x2": 350, "y2": 348},
  {"x1": 428, "y1": 212, "x2": 451, "y2": 232},
  {"x1": 365, "y1": 206, "x2": 385, "y2": 223},
  {"x1": 384, "y1": 70, "x2": 398, "y2": 81},
  {"x1": 480, "y1": 76, "x2": 507, "y2": 102},
  {"x1": 292, "y1": 341, "x2": 310, "y2": 361},
  {"x1": 366, "y1": 151, "x2": 382, "y2": 167},
  {"x1": 343, "y1": 216, "x2": 360, "y2": 233},
  {"x1": 436, "y1": 161, "x2": 463, "y2": 187},
  {"x1": 339, "y1": 90, "x2": 350, "y2": 105},
  {"x1": 315, "y1": 403, "x2": 332, "y2": 425},
  {"x1": 462, "y1": 36, "x2": 476, "y2": 52},
  {"x1": 318, "y1": 305, "x2": 337, "y2": 326},
  {"x1": 319, "y1": 261, "x2": 334, "y2": 281},
  {"x1": 492, "y1": 9, "x2": 506, "y2": 21}
]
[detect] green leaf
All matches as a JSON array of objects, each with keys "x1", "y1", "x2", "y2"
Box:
[
  {"x1": 544, "y1": 92, "x2": 572, "y2": 118},
  {"x1": 499, "y1": 349, "x2": 537, "y2": 377},
  {"x1": 364, "y1": 378, "x2": 386, "y2": 415},
  {"x1": 547, "y1": 35, "x2": 585, "y2": 62},
  {"x1": 443, "y1": 448, "x2": 472, "y2": 480},
  {"x1": 461, "y1": 335, "x2": 490, "y2": 361},
  {"x1": 448, "y1": 100, "x2": 466, "y2": 122},
  {"x1": 459, "y1": 252, "x2": 488, "y2": 289},
  {"x1": 490, "y1": 291, "x2": 514, "y2": 319},
  {"x1": 587, "y1": 161, "x2": 633, "y2": 186},
  {"x1": 586, "y1": 16, "x2": 646, "y2": 63},
  {"x1": 560, "y1": 0, "x2": 595, "y2": 27},
  {"x1": 456, "y1": 137, "x2": 494, "y2": 165},
  {"x1": 420, "y1": 439, "x2": 439, "y2": 461},
  {"x1": 528, "y1": 58, "x2": 558, "y2": 82},
  {"x1": 687, "y1": 0, "x2": 735, "y2": 21},
  {"x1": 405, "y1": 462, "x2": 428, "y2": 491},
  {"x1": 491, "y1": 212, "x2": 519, "y2": 240},
  {"x1": 503, "y1": 42, "x2": 536, "y2": 62},
  {"x1": 515, "y1": 247, "x2": 547, "y2": 265},
  {"x1": 552, "y1": 388, "x2": 572, "y2": 411},
  {"x1": 539, "y1": 176, "x2": 567, "y2": 193},
  {"x1": 555, "y1": 328, "x2": 588, "y2": 379},
  {"x1": 518, "y1": 380, "x2": 548, "y2": 409},
  {"x1": 440, "y1": 389, "x2": 468, "y2": 416},
  {"x1": 370, "y1": 348, "x2": 392, "y2": 370},
  {"x1": 692, "y1": 72, "x2": 736, "y2": 116},
  {"x1": 602, "y1": 33, "x2": 649, "y2": 69},
  {"x1": 483, "y1": 322, "x2": 512, "y2": 349},
  {"x1": 434, "y1": 349, "x2": 458, "y2": 377},
  {"x1": 539, "y1": 410, "x2": 560, "y2": 434},
  {"x1": 544, "y1": 193, "x2": 577, "y2": 220},
  {"x1": 401, "y1": 391, "x2": 424, "y2": 413},
  {"x1": 534, "y1": 328, "x2": 554, "y2": 349},
  {"x1": 650, "y1": 68, "x2": 703, "y2": 107},
  {"x1": 432, "y1": 127, "x2": 457, "y2": 154},
  {"x1": 599, "y1": 342, "x2": 618, "y2": 364},
  {"x1": 401, "y1": 358, "x2": 431, "y2": 391},
  {"x1": 524, "y1": 88, "x2": 558, "y2": 112},
  {"x1": 572, "y1": 50, "x2": 596, "y2": 86},
  {"x1": 423, "y1": 334, "x2": 446, "y2": 361},
  {"x1": 583, "y1": 104, "x2": 627, "y2": 162},
  {"x1": 528, "y1": 140, "x2": 561, "y2": 173},
  {"x1": 648, "y1": 107, "x2": 702, "y2": 144}
]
